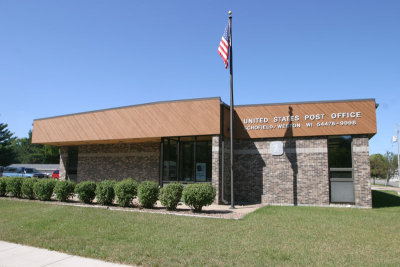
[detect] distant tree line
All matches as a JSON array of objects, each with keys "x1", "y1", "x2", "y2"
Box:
[
  {"x1": 0, "y1": 123, "x2": 59, "y2": 166},
  {"x1": 370, "y1": 152, "x2": 398, "y2": 184}
]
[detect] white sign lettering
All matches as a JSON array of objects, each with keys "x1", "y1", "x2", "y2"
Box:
[{"x1": 243, "y1": 112, "x2": 362, "y2": 131}]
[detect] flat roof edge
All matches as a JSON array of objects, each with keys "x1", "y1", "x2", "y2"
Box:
[
  {"x1": 235, "y1": 98, "x2": 376, "y2": 107},
  {"x1": 34, "y1": 97, "x2": 376, "y2": 121},
  {"x1": 34, "y1": 97, "x2": 222, "y2": 121}
]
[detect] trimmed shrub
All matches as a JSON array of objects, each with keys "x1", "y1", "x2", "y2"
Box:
[
  {"x1": 75, "y1": 181, "x2": 97, "y2": 204},
  {"x1": 114, "y1": 178, "x2": 138, "y2": 207},
  {"x1": 33, "y1": 179, "x2": 56, "y2": 201},
  {"x1": 21, "y1": 178, "x2": 38, "y2": 199},
  {"x1": 6, "y1": 177, "x2": 23, "y2": 198},
  {"x1": 159, "y1": 183, "x2": 184, "y2": 210},
  {"x1": 0, "y1": 178, "x2": 6, "y2": 196},
  {"x1": 138, "y1": 181, "x2": 159, "y2": 208},
  {"x1": 96, "y1": 180, "x2": 116, "y2": 205},
  {"x1": 54, "y1": 181, "x2": 76, "y2": 202},
  {"x1": 182, "y1": 183, "x2": 216, "y2": 212}
]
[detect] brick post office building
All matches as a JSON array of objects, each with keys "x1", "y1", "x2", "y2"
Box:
[{"x1": 32, "y1": 97, "x2": 377, "y2": 207}]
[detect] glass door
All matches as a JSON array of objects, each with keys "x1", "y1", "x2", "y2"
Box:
[{"x1": 328, "y1": 136, "x2": 354, "y2": 203}]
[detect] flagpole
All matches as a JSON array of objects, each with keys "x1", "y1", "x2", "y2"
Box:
[{"x1": 228, "y1": 11, "x2": 235, "y2": 209}]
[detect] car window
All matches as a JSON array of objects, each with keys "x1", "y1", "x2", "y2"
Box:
[
  {"x1": 25, "y1": 168, "x2": 34, "y2": 173},
  {"x1": 5, "y1": 167, "x2": 17, "y2": 172},
  {"x1": 54, "y1": 170, "x2": 59, "y2": 174}
]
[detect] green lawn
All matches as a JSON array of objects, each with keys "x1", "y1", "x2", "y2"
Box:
[{"x1": 1, "y1": 190, "x2": 400, "y2": 266}]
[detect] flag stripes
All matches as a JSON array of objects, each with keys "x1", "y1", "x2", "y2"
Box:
[{"x1": 218, "y1": 23, "x2": 230, "y2": 69}]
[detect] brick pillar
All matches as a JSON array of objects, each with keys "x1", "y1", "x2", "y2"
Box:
[
  {"x1": 211, "y1": 135, "x2": 220, "y2": 204},
  {"x1": 212, "y1": 135, "x2": 221, "y2": 204},
  {"x1": 353, "y1": 136, "x2": 372, "y2": 207},
  {"x1": 59, "y1": 147, "x2": 68, "y2": 181}
]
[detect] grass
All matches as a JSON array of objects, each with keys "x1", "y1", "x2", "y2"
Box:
[{"x1": 0, "y1": 190, "x2": 400, "y2": 266}]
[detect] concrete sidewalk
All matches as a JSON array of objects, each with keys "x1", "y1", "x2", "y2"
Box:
[
  {"x1": 372, "y1": 185, "x2": 400, "y2": 195},
  {"x1": 0, "y1": 241, "x2": 133, "y2": 267}
]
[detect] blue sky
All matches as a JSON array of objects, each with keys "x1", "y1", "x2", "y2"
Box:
[{"x1": 0, "y1": 0, "x2": 399, "y2": 155}]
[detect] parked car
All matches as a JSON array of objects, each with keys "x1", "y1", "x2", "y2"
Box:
[
  {"x1": 0, "y1": 166, "x2": 4, "y2": 177},
  {"x1": 2, "y1": 167, "x2": 47, "y2": 178},
  {"x1": 51, "y1": 170, "x2": 59, "y2": 180}
]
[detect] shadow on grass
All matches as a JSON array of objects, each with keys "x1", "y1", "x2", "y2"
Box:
[{"x1": 372, "y1": 190, "x2": 400, "y2": 208}]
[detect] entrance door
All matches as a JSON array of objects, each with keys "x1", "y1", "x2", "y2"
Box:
[{"x1": 328, "y1": 136, "x2": 354, "y2": 203}]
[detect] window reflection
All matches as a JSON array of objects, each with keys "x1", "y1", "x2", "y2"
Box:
[
  {"x1": 328, "y1": 136, "x2": 352, "y2": 168},
  {"x1": 162, "y1": 137, "x2": 212, "y2": 183}
]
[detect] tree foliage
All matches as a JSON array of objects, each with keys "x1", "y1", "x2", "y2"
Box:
[
  {"x1": 1, "y1": 123, "x2": 59, "y2": 165},
  {"x1": 385, "y1": 152, "x2": 398, "y2": 180},
  {"x1": 370, "y1": 154, "x2": 388, "y2": 179},
  {"x1": 10, "y1": 130, "x2": 59, "y2": 164},
  {"x1": 0, "y1": 123, "x2": 16, "y2": 166},
  {"x1": 370, "y1": 152, "x2": 398, "y2": 181}
]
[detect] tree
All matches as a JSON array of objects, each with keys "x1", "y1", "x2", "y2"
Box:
[
  {"x1": 370, "y1": 153, "x2": 388, "y2": 182},
  {"x1": 370, "y1": 152, "x2": 398, "y2": 185},
  {"x1": 42, "y1": 144, "x2": 60, "y2": 163},
  {"x1": 0, "y1": 123, "x2": 16, "y2": 166},
  {"x1": 11, "y1": 130, "x2": 60, "y2": 164},
  {"x1": 385, "y1": 152, "x2": 398, "y2": 185}
]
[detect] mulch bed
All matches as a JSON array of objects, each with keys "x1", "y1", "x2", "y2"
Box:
[{"x1": 0, "y1": 196, "x2": 242, "y2": 219}]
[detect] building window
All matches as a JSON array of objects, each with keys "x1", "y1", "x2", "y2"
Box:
[
  {"x1": 328, "y1": 136, "x2": 354, "y2": 203},
  {"x1": 66, "y1": 146, "x2": 78, "y2": 182},
  {"x1": 195, "y1": 141, "x2": 212, "y2": 182},
  {"x1": 162, "y1": 138, "x2": 178, "y2": 181},
  {"x1": 162, "y1": 137, "x2": 212, "y2": 184}
]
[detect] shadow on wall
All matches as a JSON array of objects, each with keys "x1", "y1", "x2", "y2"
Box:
[
  {"x1": 284, "y1": 106, "x2": 298, "y2": 206},
  {"x1": 222, "y1": 106, "x2": 299, "y2": 205},
  {"x1": 222, "y1": 110, "x2": 265, "y2": 204}
]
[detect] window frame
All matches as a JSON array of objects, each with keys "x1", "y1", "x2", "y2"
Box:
[
  {"x1": 161, "y1": 136, "x2": 213, "y2": 185},
  {"x1": 328, "y1": 135, "x2": 355, "y2": 204}
]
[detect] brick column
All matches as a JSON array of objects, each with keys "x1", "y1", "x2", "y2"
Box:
[
  {"x1": 59, "y1": 147, "x2": 68, "y2": 181},
  {"x1": 353, "y1": 136, "x2": 372, "y2": 207},
  {"x1": 212, "y1": 135, "x2": 221, "y2": 204}
]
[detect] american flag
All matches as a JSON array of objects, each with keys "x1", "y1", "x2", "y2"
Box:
[{"x1": 218, "y1": 23, "x2": 230, "y2": 69}]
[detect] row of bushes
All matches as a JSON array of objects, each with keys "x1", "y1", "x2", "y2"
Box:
[
  {"x1": 0, "y1": 177, "x2": 216, "y2": 211},
  {"x1": 75, "y1": 180, "x2": 216, "y2": 211},
  {"x1": 0, "y1": 177, "x2": 73, "y2": 201}
]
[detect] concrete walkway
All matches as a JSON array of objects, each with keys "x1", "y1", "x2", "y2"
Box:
[
  {"x1": 0, "y1": 241, "x2": 133, "y2": 267},
  {"x1": 372, "y1": 185, "x2": 400, "y2": 195}
]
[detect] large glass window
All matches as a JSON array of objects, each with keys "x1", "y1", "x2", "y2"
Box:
[
  {"x1": 162, "y1": 139, "x2": 177, "y2": 181},
  {"x1": 328, "y1": 136, "x2": 354, "y2": 203},
  {"x1": 66, "y1": 146, "x2": 78, "y2": 182},
  {"x1": 195, "y1": 141, "x2": 212, "y2": 182},
  {"x1": 162, "y1": 137, "x2": 212, "y2": 183},
  {"x1": 180, "y1": 141, "x2": 194, "y2": 182}
]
